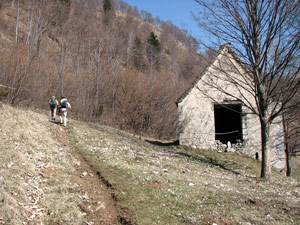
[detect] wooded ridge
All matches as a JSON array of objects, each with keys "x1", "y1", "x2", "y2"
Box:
[{"x1": 0, "y1": 0, "x2": 207, "y2": 139}]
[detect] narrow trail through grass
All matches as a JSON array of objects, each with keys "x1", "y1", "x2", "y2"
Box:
[
  {"x1": 0, "y1": 105, "x2": 132, "y2": 225},
  {"x1": 0, "y1": 105, "x2": 299, "y2": 225},
  {"x1": 68, "y1": 120, "x2": 300, "y2": 225}
]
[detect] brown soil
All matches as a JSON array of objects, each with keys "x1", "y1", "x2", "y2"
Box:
[
  {"x1": 203, "y1": 215, "x2": 234, "y2": 225},
  {"x1": 144, "y1": 181, "x2": 169, "y2": 190},
  {"x1": 245, "y1": 199, "x2": 263, "y2": 207},
  {"x1": 50, "y1": 124, "x2": 134, "y2": 225}
]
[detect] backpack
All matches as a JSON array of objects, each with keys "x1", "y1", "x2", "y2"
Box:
[
  {"x1": 50, "y1": 97, "x2": 56, "y2": 107},
  {"x1": 61, "y1": 99, "x2": 68, "y2": 108}
]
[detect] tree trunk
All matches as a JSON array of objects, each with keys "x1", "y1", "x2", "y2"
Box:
[
  {"x1": 282, "y1": 113, "x2": 292, "y2": 176},
  {"x1": 286, "y1": 153, "x2": 291, "y2": 177},
  {"x1": 15, "y1": 0, "x2": 19, "y2": 43},
  {"x1": 260, "y1": 118, "x2": 272, "y2": 181}
]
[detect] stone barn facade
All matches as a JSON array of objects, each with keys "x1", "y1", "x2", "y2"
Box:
[{"x1": 176, "y1": 44, "x2": 285, "y2": 170}]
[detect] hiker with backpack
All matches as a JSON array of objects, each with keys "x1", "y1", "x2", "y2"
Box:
[
  {"x1": 58, "y1": 97, "x2": 71, "y2": 127},
  {"x1": 48, "y1": 96, "x2": 59, "y2": 120}
]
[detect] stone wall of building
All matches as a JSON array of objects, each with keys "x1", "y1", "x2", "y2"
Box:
[
  {"x1": 178, "y1": 88, "x2": 215, "y2": 149},
  {"x1": 177, "y1": 47, "x2": 286, "y2": 170}
]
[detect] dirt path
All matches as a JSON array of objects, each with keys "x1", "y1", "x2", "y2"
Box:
[
  {"x1": 0, "y1": 105, "x2": 134, "y2": 224},
  {"x1": 50, "y1": 122, "x2": 133, "y2": 225}
]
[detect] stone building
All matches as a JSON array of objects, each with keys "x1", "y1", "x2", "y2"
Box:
[{"x1": 176, "y1": 44, "x2": 285, "y2": 170}]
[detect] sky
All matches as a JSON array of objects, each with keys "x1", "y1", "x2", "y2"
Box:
[{"x1": 121, "y1": 0, "x2": 202, "y2": 39}]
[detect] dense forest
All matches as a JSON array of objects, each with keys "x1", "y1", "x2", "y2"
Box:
[{"x1": 0, "y1": 0, "x2": 208, "y2": 139}]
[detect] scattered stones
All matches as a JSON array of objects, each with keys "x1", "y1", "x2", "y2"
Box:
[
  {"x1": 216, "y1": 140, "x2": 227, "y2": 152},
  {"x1": 81, "y1": 172, "x2": 88, "y2": 177},
  {"x1": 1, "y1": 105, "x2": 299, "y2": 224},
  {"x1": 78, "y1": 203, "x2": 91, "y2": 214},
  {"x1": 95, "y1": 201, "x2": 105, "y2": 211},
  {"x1": 226, "y1": 141, "x2": 236, "y2": 153},
  {"x1": 167, "y1": 189, "x2": 175, "y2": 195},
  {"x1": 186, "y1": 216, "x2": 197, "y2": 224},
  {"x1": 266, "y1": 214, "x2": 273, "y2": 220},
  {"x1": 7, "y1": 162, "x2": 13, "y2": 168},
  {"x1": 203, "y1": 215, "x2": 234, "y2": 225}
]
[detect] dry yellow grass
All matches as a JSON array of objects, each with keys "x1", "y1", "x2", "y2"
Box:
[
  {"x1": 0, "y1": 105, "x2": 85, "y2": 224},
  {"x1": 1, "y1": 104, "x2": 299, "y2": 224}
]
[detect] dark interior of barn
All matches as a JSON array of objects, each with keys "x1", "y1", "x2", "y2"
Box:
[{"x1": 214, "y1": 104, "x2": 243, "y2": 144}]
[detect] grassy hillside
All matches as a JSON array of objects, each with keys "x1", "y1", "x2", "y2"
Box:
[
  {"x1": 0, "y1": 105, "x2": 299, "y2": 224},
  {"x1": 0, "y1": 105, "x2": 85, "y2": 224},
  {"x1": 0, "y1": 105, "x2": 123, "y2": 225},
  {"x1": 70, "y1": 120, "x2": 300, "y2": 225}
]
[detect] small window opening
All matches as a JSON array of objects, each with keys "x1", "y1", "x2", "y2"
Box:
[
  {"x1": 214, "y1": 103, "x2": 243, "y2": 144},
  {"x1": 255, "y1": 152, "x2": 259, "y2": 160}
]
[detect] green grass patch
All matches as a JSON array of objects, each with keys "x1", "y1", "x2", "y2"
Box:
[
  {"x1": 291, "y1": 157, "x2": 300, "y2": 181},
  {"x1": 68, "y1": 120, "x2": 300, "y2": 225}
]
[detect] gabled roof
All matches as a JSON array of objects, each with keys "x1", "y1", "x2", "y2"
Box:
[{"x1": 176, "y1": 43, "x2": 245, "y2": 106}]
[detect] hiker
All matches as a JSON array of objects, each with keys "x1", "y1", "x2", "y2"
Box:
[
  {"x1": 48, "y1": 96, "x2": 59, "y2": 120},
  {"x1": 58, "y1": 97, "x2": 71, "y2": 127}
]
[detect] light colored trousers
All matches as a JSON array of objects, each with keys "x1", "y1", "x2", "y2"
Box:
[{"x1": 60, "y1": 108, "x2": 68, "y2": 127}]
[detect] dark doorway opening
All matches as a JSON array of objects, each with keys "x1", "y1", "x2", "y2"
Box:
[{"x1": 214, "y1": 104, "x2": 243, "y2": 144}]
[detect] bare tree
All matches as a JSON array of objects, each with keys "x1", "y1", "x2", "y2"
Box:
[
  {"x1": 193, "y1": 0, "x2": 300, "y2": 181},
  {"x1": 15, "y1": 0, "x2": 20, "y2": 42},
  {"x1": 0, "y1": 0, "x2": 204, "y2": 142},
  {"x1": 283, "y1": 92, "x2": 300, "y2": 176}
]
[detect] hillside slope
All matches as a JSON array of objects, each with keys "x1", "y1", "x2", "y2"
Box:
[
  {"x1": 0, "y1": 105, "x2": 299, "y2": 224},
  {"x1": 0, "y1": 0, "x2": 204, "y2": 140},
  {"x1": 0, "y1": 105, "x2": 128, "y2": 225}
]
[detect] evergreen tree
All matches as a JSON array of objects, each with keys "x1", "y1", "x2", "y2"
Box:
[
  {"x1": 146, "y1": 32, "x2": 161, "y2": 71},
  {"x1": 102, "y1": 0, "x2": 115, "y2": 25},
  {"x1": 58, "y1": 0, "x2": 71, "y2": 4},
  {"x1": 103, "y1": 0, "x2": 112, "y2": 12},
  {"x1": 147, "y1": 32, "x2": 160, "y2": 49}
]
